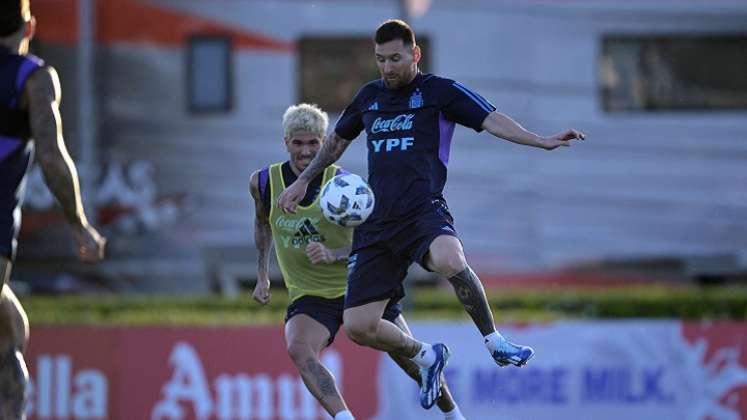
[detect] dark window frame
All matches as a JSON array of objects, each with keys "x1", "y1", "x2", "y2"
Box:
[
  {"x1": 298, "y1": 36, "x2": 430, "y2": 112},
  {"x1": 599, "y1": 33, "x2": 747, "y2": 112},
  {"x1": 186, "y1": 34, "x2": 233, "y2": 114}
]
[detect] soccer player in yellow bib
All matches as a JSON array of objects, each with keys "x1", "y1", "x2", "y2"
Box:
[{"x1": 250, "y1": 103, "x2": 465, "y2": 420}]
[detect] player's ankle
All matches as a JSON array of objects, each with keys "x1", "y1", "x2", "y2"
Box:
[
  {"x1": 410, "y1": 342, "x2": 436, "y2": 368},
  {"x1": 483, "y1": 331, "x2": 505, "y2": 352},
  {"x1": 334, "y1": 410, "x2": 355, "y2": 420}
]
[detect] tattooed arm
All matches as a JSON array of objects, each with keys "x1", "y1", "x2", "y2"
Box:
[
  {"x1": 26, "y1": 67, "x2": 86, "y2": 227},
  {"x1": 277, "y1": 132, "x2": 352, "y2": 213},
  {"x1": 25, "y1": 66, "x2": 105, "y2": 262},
  {"x1": 249, "y1": 170, "x2": 273, "y2": 304},
  {"x1": 298, "y1": 132, "x2": 351, "y2": 182}
]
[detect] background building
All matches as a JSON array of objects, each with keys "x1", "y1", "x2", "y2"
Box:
[{"x1": 16, "y1": 0, "x2": 747, "y2": 293}]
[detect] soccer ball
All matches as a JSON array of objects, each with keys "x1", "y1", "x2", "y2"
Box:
[{"x1": 319, "y1": 174, "x2": 375, "y2": 227}]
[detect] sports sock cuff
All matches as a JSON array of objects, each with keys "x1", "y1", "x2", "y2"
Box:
[
  {"x1": 411, "y1": 342, "x2": 436, "y2": 368},
  {"x1": 483, "y1": 331, "x2": 505, "y2": 350},
  {"x1": 334, "y1": 410, "x2": 354, "y2": 420}
]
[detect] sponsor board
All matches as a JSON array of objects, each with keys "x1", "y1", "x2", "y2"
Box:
[
  {"x1": 26, "y1": 326, "x2": 380, "y2": 419},
  {"x1": 376, "y1": 321, "x2": 747, "y2": 420},
  {"x1": 25, "y1": 322, "x2": 747, "y2": 419}
]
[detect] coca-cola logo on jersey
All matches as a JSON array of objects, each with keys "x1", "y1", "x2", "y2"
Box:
[{"x1": 371, "y1": 114, "x2": 414, "y2": 134}]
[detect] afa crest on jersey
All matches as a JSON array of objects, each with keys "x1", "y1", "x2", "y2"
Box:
[{"x1": 409, "y1": 89, "x2": 423, "y2": 109}]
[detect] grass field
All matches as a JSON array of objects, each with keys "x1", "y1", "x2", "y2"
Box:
[{"x1": 22, "y1": 284, "x2": 747, "y2": 325}]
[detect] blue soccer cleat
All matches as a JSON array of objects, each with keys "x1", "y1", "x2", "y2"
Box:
[
  {"x1": 419, "y1": 343, "x2": 450, "y2": 409},
  {"x1": 491, "y1": 339, "x2": 534, "y2": 367}
]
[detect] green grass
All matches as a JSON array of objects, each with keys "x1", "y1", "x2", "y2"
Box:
[{"x1": 21, "y1": 284, "x2": 747, "y2": 326}]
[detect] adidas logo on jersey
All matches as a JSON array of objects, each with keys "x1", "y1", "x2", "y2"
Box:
[
  {"x1": 278, "y1": 218, "x2": 326, "y2": 248},
  {"x1": 294, "y1": 219, "x2": 320, "y2": 237}
]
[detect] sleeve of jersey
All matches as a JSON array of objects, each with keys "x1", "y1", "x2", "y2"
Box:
[
  {"x1": 334, "y1": 86, "x2": 368, "y2": 141},
  {"x1": 16, "y1": 55, "x2": 45, "y2": 97},
  {"x1": 443, "y1": 81, "x2": 497, "y2": 132},
  {"x1": 258, "y1": 167, "x2": 271, "y2": 210}
]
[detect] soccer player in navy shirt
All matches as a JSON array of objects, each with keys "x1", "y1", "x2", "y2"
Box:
[
  {"x1": 278, "y1": 19, "x2": 586, "y2": 409},
  {"x1": 251, "y1": 103, "x2": 465, "y2": 420},
  {"x1": 1, "y1": 1, "x2": 105, "y2": 416}
]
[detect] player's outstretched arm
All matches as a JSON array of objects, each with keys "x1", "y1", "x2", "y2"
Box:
[
  {"x1": 249, "y1": 171, "x2": 273, "y2": 305},
  {"x1": 482, "y1": 111, "x2": 585, "y2": 150},
  {"x1": 277, "y1": 132, "x2": 352, "y2": 213},
  {"x1": 26, "y1": 66, "x2": 105, "y2": 262}
]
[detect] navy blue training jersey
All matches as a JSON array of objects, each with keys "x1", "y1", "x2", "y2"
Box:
[
  {"x1": 335, "y1": 72, "x2": 496, "y2": 231},
  {"x1": 0, "y1": 47, "x2": 44, "y2": 259}
]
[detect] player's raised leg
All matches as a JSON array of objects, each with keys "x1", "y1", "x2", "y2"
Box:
[
  {"x1": 425, "y1": 235, "x2": 534, "y2": 367},
  {"x1": 343, "y1": 300, "x2": 449, "y2": 409},
  {"x1": 285, "y1": 314, "x2": 353, "y2": 419},
  {"x1": 0, "y1": 258, "x2": 29, "y2": 420}
]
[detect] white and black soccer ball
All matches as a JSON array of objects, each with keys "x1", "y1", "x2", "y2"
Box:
[{"x1": 319, "y1": 174, "x2": 375, "y2": 227}]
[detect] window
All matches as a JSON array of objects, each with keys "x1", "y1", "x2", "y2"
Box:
[
  {"x1": 187, "y1": 35, "x2": 232, "y2": 113},
  {"x1": 600, "y1": 35, "x2": 747, "y2": 111},
  {"x1": 298, "y1": 36, "x2": 430, "y2": 112}
]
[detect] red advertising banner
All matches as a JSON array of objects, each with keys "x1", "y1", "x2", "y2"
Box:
[{"x1": 26, "y1": 326, "x2": 382, "y2": 420}]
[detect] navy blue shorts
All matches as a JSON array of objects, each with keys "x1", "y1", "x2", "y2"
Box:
[
  {"x1": 345, "y1": 197, "x2": 458, "y2": 309},
  {"x1": 285, "y1": 295, "x2": 402, "y2": 346}
]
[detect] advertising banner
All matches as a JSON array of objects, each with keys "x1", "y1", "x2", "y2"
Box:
[
  {"x1": 377, "y1": 321, "x2": 747, "y2": 420},
  {"x1": 25, "y1": 321, "x2": 747, "y2": 419},
  {"x1": 26, "y1": 326, "x2": 380, "y2": 419}
]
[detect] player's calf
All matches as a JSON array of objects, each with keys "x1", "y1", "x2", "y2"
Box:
[
  {"x1": 446, "y1": 266, "x2": 495, "y2": 336},
  {"x1": 286, "y1": 342, "x2": 349, "y2": 416},
  {"x1": 448, "y1": 267, "x2": 536, "y2": 368}
]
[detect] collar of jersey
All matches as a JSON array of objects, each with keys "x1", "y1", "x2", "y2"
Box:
[{"x1": 280, "y1": 165, "x2": 322, "y2": 211}]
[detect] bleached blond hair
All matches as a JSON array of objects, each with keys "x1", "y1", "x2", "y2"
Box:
[{"x1": 282, "y1": 103, "x2": 328, "y2": 140}]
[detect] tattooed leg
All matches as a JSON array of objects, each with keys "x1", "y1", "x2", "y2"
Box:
[
  {"x1": 448, "y1": 266, "x2": 496, "y2": 336},
  {"x1": 285, "y1": 314, "x2": 348, "y2": 416},
  {"x1": 424, "y1": 236, "x2": 496, "y2": 337}
]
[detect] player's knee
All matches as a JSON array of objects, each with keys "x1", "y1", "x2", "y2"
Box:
[
  {"x1": 343, "y1": 320, "x2": 376, "y2": 346},
  {"x1": 435, "y1": 252, "x2": 467, "y2": 277},
  {"x1": 286, "y1": 342, "x2": 316, "y2": 367},
  {"x1": 0, "y1": 288, "x2": 28, "y2": 353}
]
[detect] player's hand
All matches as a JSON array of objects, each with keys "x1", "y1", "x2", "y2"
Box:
[
  {"x1": 72, "y1": 223, "x2": 106, "y2": 263},
  {"x1": 540, "y1": 129, "x2": 586, "y2": 150},
  {"x1": 306, "y1": 242, "x2": 336, "y2": 265},
  {"x1": 252, "y1": 277, "x2": 271, "y2": 305},
  {"x1": 277, "y1": 179, "x2": 309, "y2": 214}
]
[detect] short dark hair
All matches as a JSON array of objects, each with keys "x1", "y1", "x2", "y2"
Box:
[
  {"x1": 375, "y1": 19, "x2": 416, "y2": 47},
  {"x1": 0, "y1": 0, "x2": 29, "y2": 37}
]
